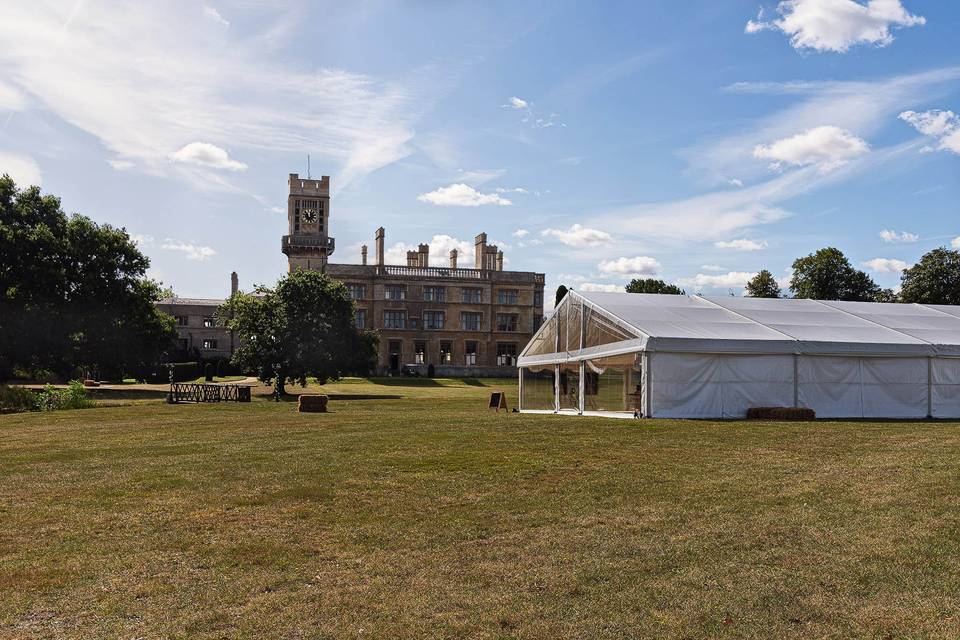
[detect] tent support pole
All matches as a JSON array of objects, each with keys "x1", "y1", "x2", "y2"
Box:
[
  {"x1": 927, "y1": 356, "x2": 933, "y2": 419},
  {"x1": 644, "y1": 352, "x2": 652, "y2": 418},
  {"x1": 578, "y1": 360, "x2": 585, "y2": 415},
  {"x1": 518, "y1": 367, "x2": 523, "y2": 412},
  {"x1": 793, "y1": 354, "x2": 799, "y2": 408},
  {"x1": 554, "y1": 364, "x2": 560, "y2": 413}
]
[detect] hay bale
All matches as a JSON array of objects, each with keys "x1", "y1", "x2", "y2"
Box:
[
  {"x1": 298, "y1": 394, "x2": 328, "y2": 413},
  {"x1": 746, "y1": 406, "x2": 815, "y2": 421},
  {"x1": 82, "y1": 379, "x2": 100, "y2": 387}
]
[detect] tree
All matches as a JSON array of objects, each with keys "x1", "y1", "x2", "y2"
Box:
[
  {"x1": 744, "y1": 270, "x2": 782, "y2": 298},
  {"x1": 220, "y1": 269, "x2": 378, "y2": 396},
  {"x1": 555, "y1": 285, "x2": 568, "y2": 307},
  {"x1": 625, "y1": 278, "x2": 685, "y2": 295},
  {"x1": 0, "y1": 175, "x2": 176, "y2": 381},
  {"x1": 789, "y1": 247, "x2": 880, "y2": 301},
  {"x1": 900, "y1": 247, "x2": 960, "y2": 305}
]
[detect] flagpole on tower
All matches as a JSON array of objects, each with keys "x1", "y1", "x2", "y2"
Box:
[{"x1": 307, "y1": 154, "x2": 311, "y2": 179}]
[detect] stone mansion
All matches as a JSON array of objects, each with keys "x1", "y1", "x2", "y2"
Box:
[{"x1": 157, "y1": 173, "x2": 546, "y2": 376}]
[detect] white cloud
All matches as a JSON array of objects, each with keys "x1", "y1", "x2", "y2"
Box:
[
  {"x1": 579, "y1": 283, "x2": 624, "y2": 293},
  {"x1": 899, "y1": 110, "x2": 960, "y2": 154},
  {"x1": 714, "y1": 238, "x2": 767, "y2": 251},
  {"x1": 107, "y1": 159, "x2": 135, "y2": 171},
  {"x1": 417, "y1": 183, "x2": 512, "y2": 207},
  {"x1": 863, "y1": 257, "x2": 909, "y2": 273},
  {"x1": 879, "y1": 229, "x2": 918, "y2": 243},
  {"x1": 541, "y1": 224, "x2": 612, "y2": 247},
  {"x1": 728, "y1": 178, "x2": 744, "y2": 187},
  {"x1": 0, "y1": 3, "x2": 438, "y2": 189},
  {"x1": 951, "y1": 237, "x2": 960, "y2": 250},
  {"x1": 0, "y1": 79, "x2": 27, "y2": 110},
  {"x1": 161, "y1": 241, "x2": 217, "y2": 261},
  {"x1": 677, "y1": 271, "x2": 757, "y2": 291},
  {"x1": 455, "y1": 168, "x2": 506, "y2": 186},
  {"x1": 0, "y1": 151, "x2": 41, "y2": 186},
  {"x1": 512, "y1": 229, "x2": 530, "y2": 238},
  {"x1": 597, "y1": 256, "x2": 661, "y2": 277},
  {"x1": 384, "y1": 234, "x2": 475, "y2": 267},
  {"x1": 129, "y1": 233, "x2": 154, "y2": 246},
  {"x1": 506, "y1": 96, "x2": 528, "y2": 110},
  {"x1": 202, "y1": 6, "x2": 229, "y2": 27},
  {"x1": 701, "y1": 264, "x2": 725, "y2": 272},
  {"x1": 753, "y1": 125, "x2": 869, "y2": 172},
  {"x1": 169, "y1": 142, "x2": 247, "y2": 171},
  {"x1": 495, "y1": 187, "x2": 528, "y2": 194},
  {"x1": 745, "y1": 0, "x2": 926, "y2": 53}
]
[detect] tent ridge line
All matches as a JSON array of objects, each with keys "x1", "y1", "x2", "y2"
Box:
[
  {"x1": 698, "y1": 295, "x2": 802, "y2": 343},
  {"x1": 569, "y1": 289, "x2": 652, "y2": 340},
  {"x1": 813, "y1": 299, "x2": 935, "y2": 349}
]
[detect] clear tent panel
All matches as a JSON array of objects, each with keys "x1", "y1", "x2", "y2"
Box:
[
  {"x1": 583, "y1": 303, "x2": 640, "y2": 350},
  {"x1": 558, "y1": 363, "x2": 579, "y2": 411},
  {"x1": 522, "y1": 310, "x2": 559, "y2": 358},
  {"x1": 521, "y1": 367, "x2": 555, "y2": 411}
]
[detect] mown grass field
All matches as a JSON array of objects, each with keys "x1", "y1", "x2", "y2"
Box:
[{"x1": 2, "y1": 377, "x2": 960, "y2": 639}]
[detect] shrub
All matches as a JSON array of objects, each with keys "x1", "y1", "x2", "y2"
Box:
[
  {"x1": 0, "y1": 385, "x2": 38, "y2": 413},
  {"x1": 746, "y1": 406, "x2": 815, "y2": 421},
  {"x1": 36, "y1": 381, "x2": 95, "y2": 411}
]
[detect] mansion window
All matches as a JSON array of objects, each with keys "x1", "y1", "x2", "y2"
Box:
[
  {"x1": 384, "y1": 310, "x2": 406, "y2": 329},
  {"x1": 496, "y1": 314, "x2": 518, "y2": 332},
  {"x1": 347, "y1": 283, "x2": 366, "y2": 300},
  {"x1": 355, "y1": 309, "x2": 367, "y2": 329},
  {"x1": 534, "y1": 290, "x2": 543, "y2": 308},
  {"x1": 423, "y1": 286, "x2": 445, "y2": 302},
  {"x1": 203, "y1": 316, "x2": 215, "y2": 328},
  {"x1": 439, "y1": 341, "x2": 452, "y2": 364},
  {"x1": 175, "y1": 315, "x2": 188, "y2": 326},
  {"x1": 423, "y1": 311, "x2": 445, "y2": 330},
  {"x1": 385, "y1": 285, "x2": 406, "y2": 301},
  {"x1": 414, "y1": 341, "x2": 426, "y2": 365},
  {"x1": 498, "y1": 289, "x2": 519, "y2": 305},
  {"x1": 497, "y1": 343, "x2": 518, "y2": 366},
  {"x1": 460, "y1": 312, "x2": 481, "y2": 331},
  {"x1": 465, "y1": 342, "x2": 478, "y2": 366},
  {"x1": 461, "y1": 288, "x2": 482, "y2": 304},
  {"x1": 202, "y1": 339, "x2": 218, "y2": 350}
]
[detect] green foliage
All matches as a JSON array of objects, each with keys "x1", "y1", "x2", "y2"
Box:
[
  {"x1": 744, "y1": 270, "x2": 782, "y2": 298},
  {"x1": 789, "y1": 247, "x2": 879, "y2": 301},
  {"x1": 625, "y1": 278, "x2": 685, "y2": 295},
  {"x1": 900, "y1": 247, "x2": 960, "y2": 305},
  {"x1": 0, "y1": 174, "x2": 177, "y2": 381},
  {"x1": 35, "y1": 381, "x2": 95, "y2": 412},
  {"x1": 874, "y1": 288, "x2": 900, "y2": 303},
  {"x1": 0, "y1": 385, "x2": 37, "y2": 413},
  {"x1": 219, "y1": 270, "x2": 378, "y2": 395},
  {"x1": 555, "y1": 285, "x2": 568, "y2": 307}
]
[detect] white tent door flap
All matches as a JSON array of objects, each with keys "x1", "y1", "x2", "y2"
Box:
[
  {"x1": 932, "y1": 358, "x2": 960, "y2": 418},
  {"x1": 798, "y1": 356, "x2": 928, "y2": 419},
  {"x1": 650, "y1": 353, "x2": 793, "y2": 418}
]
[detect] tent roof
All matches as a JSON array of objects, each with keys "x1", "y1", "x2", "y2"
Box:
[{"x1": 518, "y1": 290, "x2": 960, "y2": 365}]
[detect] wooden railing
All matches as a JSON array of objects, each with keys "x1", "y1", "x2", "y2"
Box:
[{"x1": 169, "y1": 383, "x2": 251, "y2": 403}]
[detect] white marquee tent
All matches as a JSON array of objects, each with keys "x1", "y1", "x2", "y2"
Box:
[{"x1": 517, "y1": 290, "x2": 960, "y2": 419}]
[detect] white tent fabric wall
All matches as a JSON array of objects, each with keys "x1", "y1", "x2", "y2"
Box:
[{"x1": 518, "y1": 290, "x2": 960, "y2": 419}]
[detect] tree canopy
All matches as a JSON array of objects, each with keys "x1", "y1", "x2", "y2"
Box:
[
  {"x1": 900, "y1": 247, "x2": 960, "y2": 306},
  {"x1": 789, "y1": 247, "x2": 880, "y2": 301},
  {"x1": 0, "y1": 175, "x2": 176, "y2": 381},
  {"x1": 744, "y1": 270, "x2": 782, "y2": 298},
  {"x1": 625, "y1": 278, "x2": 685, "y2": 295},
  {"x1": 219, "y1": 269, "x2": 378, "y2": 395},
  {"x1": 555, "y1": 285, "x2": 568, "y2": 307}
]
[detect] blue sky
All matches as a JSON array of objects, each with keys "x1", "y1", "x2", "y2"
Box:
[{"x1": 1, "y1": 0, "x2": 958, "y2": 304}]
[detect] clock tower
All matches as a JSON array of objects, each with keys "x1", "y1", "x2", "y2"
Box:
[{"x1": 281, "y1": 173, "x2": 335, "y2": 272}]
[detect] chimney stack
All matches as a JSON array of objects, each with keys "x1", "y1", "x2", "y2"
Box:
[
  {"x1": 474, "y1": 232, "x2": 487, "y2": 270},
  {"x1": 418, "y1": 243, "x2": 429, "y2": 267},
  {"x1": 230, "y1": 271, "x2": 238, "y2": 297},
  {"x1": 449, "y1": 249, "x2": 458, "y2": 269},
  {"x1": 375, "y1": 227, "x2": 385, "y2": 266},
  {"x1": 361, "y1": 245, "x2": 368, "y2": 266},
  {"x1": 496, "y1": 250, "x2": 504, "y2": 272}
]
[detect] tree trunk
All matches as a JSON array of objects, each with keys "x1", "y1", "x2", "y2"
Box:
[{"x1": 275, "y1": 375, "x2": 285, "y2": 400}]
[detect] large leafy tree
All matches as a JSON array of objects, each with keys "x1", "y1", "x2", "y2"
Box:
[
  {"x1": 625, "y1": 278, "x2": 685, "y2": 295},
  {"x1": 745, "y1": 270, "x2": 782, "y2": 298},
  {"x1": 0, "y1": 175, "x2": 176, "y2": 381},
  {"x1": 900, "y1": 247, "x2": 960, "y2": 305},
  {"x1": 789, "y1": 248, "x2": 880, "y2": 301},
  {"x1": 555, "y1": 285, "x2": 568, "y2": 307},
  {"x1": 220, "y1": 270, "x2": 378, "y2": 396}
]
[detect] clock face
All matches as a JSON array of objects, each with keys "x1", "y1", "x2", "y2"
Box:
[{"x1": 302, "y1": 209, "x2": 317, "y2": 223}]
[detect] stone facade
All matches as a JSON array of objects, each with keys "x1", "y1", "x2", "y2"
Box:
[{"x1": 156, "y1": 278, "x2": 236, "y2": 361}]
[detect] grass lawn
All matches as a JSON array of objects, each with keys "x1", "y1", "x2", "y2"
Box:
[{"x1": 2, "y1": 378, "x2": 959, "y2": 638}]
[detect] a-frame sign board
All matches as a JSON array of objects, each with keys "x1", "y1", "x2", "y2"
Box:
[{"x1": 488, "y1": 391, "x2": 508, "y2": 412}]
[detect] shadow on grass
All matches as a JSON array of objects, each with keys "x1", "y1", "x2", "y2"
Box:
[{"x1": 368, "y1": 377, "x2": 443, "y2": 387}]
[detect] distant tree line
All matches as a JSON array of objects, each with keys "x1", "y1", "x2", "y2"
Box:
[{"x1": 553, "y1": 245, "x2": 960, "y2": 306}]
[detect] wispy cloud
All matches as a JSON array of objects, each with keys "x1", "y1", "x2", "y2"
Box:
[
  {"x1": 714, "y1": 238, "x2": 768, "y2": 251},
  {"x1": 899, "y1": 109, "x2": 960, "y2": 154},
  {"x1": 0, "y1": 3, "x2": 445, "y2": 190},
  {"x1": 0, "y1": 151, "x2": 41, "y2": 186},
  {"x1": 502, "y1": 95, "x2": 566, "y2": 129},
  {"x1": 161, "y1": 241, "x2": 217, "y2": 261}
]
